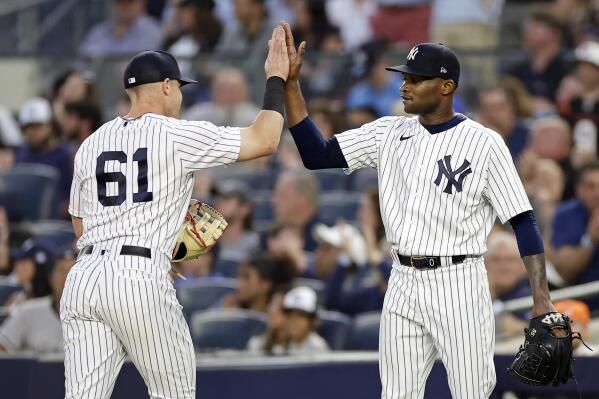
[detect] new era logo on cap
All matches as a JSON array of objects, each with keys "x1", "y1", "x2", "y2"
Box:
[{"x1": 128, "y1": 77, "x2": 136, "y2": 84}]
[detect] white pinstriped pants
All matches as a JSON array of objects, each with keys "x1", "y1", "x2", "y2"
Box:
[
  {"x1": 60, "y1": 244, "x2": 196, "y2": 399},
  {"x1": 380, "y1": 258, "x2": 496, "y2": 399}
]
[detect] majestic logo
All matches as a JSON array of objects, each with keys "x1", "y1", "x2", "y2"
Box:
[
  {"x1": 407, "y1": 46, "x2": 419, "y2": 61},
  {"x1": 433, "y1": 155, "x2": 472, "y2": 194}
]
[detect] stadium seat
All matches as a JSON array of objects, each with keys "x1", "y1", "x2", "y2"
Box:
[
  {"x1": 16, "y1": 220, "x2": 76, "y2": 248},
  {"x1": 190, "y1": 309, "x2": 267, "y2": 351},
  {"x1": 345, "y1": 311, "x2": 381, "y2": 350},
  {"x1": 350, "y1": 168, "x2": 378, "y2": 191},
  {"x1": 214, "y1": 168, "x2": 274, "y2": 191},
  {"x1": 214, "y1": 259, "x2": 242, "y2": 278},
  {"x1": 177, "y1": 279, "x2": 237, "y2": 318},
  {"x1": 318, "y1": 192, "x2": 362, "y2": 225},
  {"x1": 0, "y1": 283, "x2": 23, "y2": 306},
  {"x1": 318, "y1": 310, "x2": 353, "y2": 350},
  {"x1": 0, "y1": 164, "x2": 60, "y2": 222},
  {"x1": 312, "y1": 169, "x2": 351, "y2": 191}
]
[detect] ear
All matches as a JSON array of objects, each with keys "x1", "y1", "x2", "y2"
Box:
[
  {"x1": 161, "y1": 78, "x2": 171, "y2": 96},
  {"x1": 440, "y1": 80, "x2": 456, "y2": 96}
]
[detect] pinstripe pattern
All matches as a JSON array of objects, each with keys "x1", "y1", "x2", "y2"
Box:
[
  {"x1": 64, "y1": 113, "x2": 241, "y2": 398},
  {"x1": 336, "y1": 115, "x2": 527, "y2": 398}
]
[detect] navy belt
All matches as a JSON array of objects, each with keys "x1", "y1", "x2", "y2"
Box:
[
  {"x1": 79, "y1": 245, "x2": 151, "y2": 259},
  {"x1": 397, "y1": 254, "x2": 468, "y2": 269}
]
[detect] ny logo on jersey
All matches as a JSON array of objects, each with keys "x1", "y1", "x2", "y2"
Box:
[
  {"x1": 434, "y1": 155, "x2": 472, "y2": 194},
  {"x1": 407, "y1": 46, "x2": 419, "y2": 61}
]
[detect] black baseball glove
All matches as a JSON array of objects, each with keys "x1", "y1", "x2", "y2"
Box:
[{"x1": 508, "y1": 312, "x2": 578, "y2": 386}]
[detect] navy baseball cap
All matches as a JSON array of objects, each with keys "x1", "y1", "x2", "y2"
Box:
[
  {"x1": 386, "y1": 43, "x2": 460, "y2": 84},
  {"x1": 123, "y1": 50, "x2": 198, "y2": 89}
]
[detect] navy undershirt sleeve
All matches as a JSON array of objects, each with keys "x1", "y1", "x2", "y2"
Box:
[
  {"x1": 288, "y1": 117, "x2": 348, "y2": 169},
  {"x1": 509, "y1": 210, "x2": 544, "y2": 257}
]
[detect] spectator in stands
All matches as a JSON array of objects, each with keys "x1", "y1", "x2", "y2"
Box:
[
  {"x1": 276, "y1": 133, "x2": 304, "y2": 170},
  {"x1": 183, "y1": 67, "x2": 260, "y2": 127},
  {"x1": 0, "y1": 248, "x2": 75, "y2": 354},
  {"x1": 523, "y1": 159, "x2": 566, "y2": 234},
  {"x1": 552, "y1": 0, "x2": 598, "y2": 46},
  {"x1": 221, "y1": 253, "x2": 294, "y2": 312},
  {"x1": 211, "y1": 181, "x2": 259, "y2": 264},
  {"x1": 345, "y1": 106, "x2": 379, "y2": 130},
  {"x1": 246, "y1": 291, "x2": 288, "y2": 355},
  {"x1": 507, "y1": 11, "x2": 574, "y2": 107},
  {"x1": 265, "y1": 222, "x2": 310, "y2": 276},
  {"x1": 369, "y1": 0, "x2": 431, "y2": 46},
  {"x1": 1, "y1": 239, "x2": 56, "y2": 307},
  {"x1": 561, "y1": 41, "x2": 599, "y2": 159},
  {"x1": 0, "y1": 208, "x2": 9, "y2": 275},
  {"x1": 164, "y1": 0, "x2": 222, "y2": 56},
  {"x1": 273, "y1": 170, "x2": 321, "y2": 252},
  {"x1": 62, "y1": 101, "x2": 103, "y2": 149},
  {"x1": 290, "y1": 0, "x2": 337, "y2": 51},
  {"x1": 15, "y1": 98, "x2": 73, "y2": 216},
  {"x1": 554, "y1": 299, "x2": 596, "y2": 356},
  {"x1": 80, "y1": 0, "x2": 163, "y2": 57},
  {"x1": 50, "y1": 69, "x2": 100, "y2": 141},
  {"x1": 549, "y1": 161, "x2": 599, "y2": 311},
  {"x1": 307, "y1": 99, "x2": 344, "y2": 140},
  {"x1": 248, "y1": 286, "x2": 329, "y2": 354},
  {"x1": 430, "y1": 0, "x2": 503, "y2": 85},
  {"x1": 0, "y1": 104, "x2": 23, "y2": 149},
  {"x1": 477, "y1": 81, "x2": 533, "y2": 160},
  {"x1": 519, "y1": 116, "x2": 576, "y2": 200},
  {"x1": 325, "y1": 0, "x2": 376, "y2": 51},
  {"x1": 485, "y1": 230, "x2": 531, "y2": 337},
  {"x1": 346, "y1": 40, "x2": 403, "y2": 117}
]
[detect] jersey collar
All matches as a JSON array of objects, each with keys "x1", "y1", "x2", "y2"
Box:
[{"x1": 419, "y1": 113, "x2": 467, "y2": 134}]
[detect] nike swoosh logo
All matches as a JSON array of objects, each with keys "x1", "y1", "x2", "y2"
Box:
[{"x1": 400, "y1": 135, "x2": 414, "y2": 141}]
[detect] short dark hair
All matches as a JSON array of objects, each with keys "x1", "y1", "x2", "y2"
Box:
[
  {"x1": 245, "y1": 252, "x2": 295, "y2": 292},
  {"x1": 577, "y1": 161, "x2": 599, "y2": 185},
  {"x1": 64, "y1": 100, "x2": 103, "y2": 131},
  {"x1": 529, "y1": 11, "x2": 563, "y2": 33}
]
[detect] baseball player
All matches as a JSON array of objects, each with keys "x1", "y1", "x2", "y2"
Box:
[
  {"x1": 62, "y1": 26, "x2": 289, "y2": 398},
  {"x1": 281, "y1": 23, "x2": 564, "y2": 398}
]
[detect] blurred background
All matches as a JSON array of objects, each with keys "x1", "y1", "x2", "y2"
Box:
[{"x1": 0, "y1": 0, "x2": 599, "y2": 398}]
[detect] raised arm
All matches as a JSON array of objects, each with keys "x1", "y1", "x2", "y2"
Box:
[
  {"x1": 283, "y1": 22, "x2": 308, "y2": 127},
  {"x1": 238, "y1": 25, "x2": 289, "y2": 162}
]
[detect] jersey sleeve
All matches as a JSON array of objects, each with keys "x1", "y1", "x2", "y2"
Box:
[
  {"x1": 483, "y1": 132, "x2": 532, "y2": 223},
  {"x1": 335, "y1": 117, "x2": 395, "y2": 174},
  {"x1": 68, "y1": 149, "x2": 86, "y2": 218},
  {"x1": 170, "y1": 120, "x2": 241, "y2": 172}
]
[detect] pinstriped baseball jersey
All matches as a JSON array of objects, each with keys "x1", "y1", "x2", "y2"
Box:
[
  {"x1": 336, "y1": 114, "x2": 531, "y2": 256},
  {"x1": 69, "y1": 113, "x2": 241, "y2": 257}
]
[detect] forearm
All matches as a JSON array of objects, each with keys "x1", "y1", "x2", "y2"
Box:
[
  {"x1": 549, "y1": 246, "x2": 592, "y2": 283},
  {"x1": 284, "y1": 80, "x2": 308, "y2": 127},
  {"x1": 522, "y1": 253, "x2": 551, "y2": 303},
  {"x1": 250, "y1": 110, "x2": 284, "y2": 151},
  {"x1": 288, "y1": 118, "x2": 348, "y2": 169}
]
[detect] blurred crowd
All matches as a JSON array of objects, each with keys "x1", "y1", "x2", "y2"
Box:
[{"x1": 0, "y1": 0, "x2": 598, "y2": 357}]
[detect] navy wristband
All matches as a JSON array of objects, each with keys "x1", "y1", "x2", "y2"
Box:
[
  {"x1": 509, "y1": 210, "x2": 544, "y2": 257},
  {"x1": 262, "y1": 76, "x2": 285, "y2": 116}
]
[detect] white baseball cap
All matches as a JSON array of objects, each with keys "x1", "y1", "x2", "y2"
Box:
[
  {"x1": 313, "y1": 223, "x2": 369, "y2": 266},
  {"x1": 19, "y1": 97, "x2": 52, "y2": 126},
  {"x1": 283, "y1": 286, "x2": 318, "y2": 315},
  {"x1": 575, "y1": 41, "x2": 599, "y2": 68}
]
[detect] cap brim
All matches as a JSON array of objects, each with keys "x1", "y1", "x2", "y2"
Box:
[
  {"x1": 385, "y1": 65, "x2": 436, "y2": 78},
  {"x1": 178, "y1": 77, "x2": 198, "y2": 86}
]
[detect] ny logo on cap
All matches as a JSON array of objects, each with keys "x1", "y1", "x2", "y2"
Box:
[
  {"x1": 407, "y1": 46, "x2": 419, "y2": 61},
  {"x1": 128, "y1": 77, "x2": 136, "y2": 84}
]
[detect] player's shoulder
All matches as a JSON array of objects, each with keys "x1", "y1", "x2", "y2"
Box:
[
  {"x1": 146, "y1": 113, "x2": 221, "y2": 134},
  {"x1": 77, "y1": 117, "x2": 121, "y2": 153},
  {"x1": 363, "y1": 115, "x2": 408, "y2": 133},
  {"x1": 459, "y1": 117, "x2": 506, "y2": 147}
]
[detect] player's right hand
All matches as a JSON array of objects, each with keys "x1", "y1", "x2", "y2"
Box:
[
  {"x1": 282, "y1": 21, "x2": 305, "y2": 82},
  {"x1": 264, "y1": 25, "x2": 289, "y2": 81}
]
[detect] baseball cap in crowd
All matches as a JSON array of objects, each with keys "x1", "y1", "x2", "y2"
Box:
[
  {"x1": 554, "y1": 299, "x2": 591, "y2": 326},
  {"x1": 575, "y1": 41, "x2": 599, "y2": 68},
  {"x1": 19, "y1": 97, "x2": 52, "y2": 126},
  {"x1": 283, "y1": 286, "x2": 318, "y2": 316},
  {"x1": 386, "y1": 43, "x2": 460, "y2": 84},
  {"x1": 123, "y1": 50, "x2": 198, "y2": 89},
  {"x1": 210, "y1": 180, "x2": 250, "y2": 203},
  {"x1": 313, "y1": 223, "x2": 369, "y2": 266},
  {"x1": 10, "y1": 238, "x2": 56, "y2": 266}
]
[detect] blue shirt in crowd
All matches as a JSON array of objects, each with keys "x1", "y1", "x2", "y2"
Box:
[
  {"x1": 551, "y1": 199, "x2": 599, "y2": 310},
  {"x1": 346, "y1": 75, "x2": 403, "y2": 117}
]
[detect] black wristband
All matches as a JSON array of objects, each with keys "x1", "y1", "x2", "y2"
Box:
[{"x1": 262, "y1": 76, "x2": 285, "y2": 116}]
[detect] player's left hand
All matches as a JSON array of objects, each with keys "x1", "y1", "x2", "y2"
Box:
[
  {"x1": 264, "y1": 25, "x2": 289, "y2": 81},
  {"x1": 532, "y1": 300, "x2": 566, "y2": 337}
]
